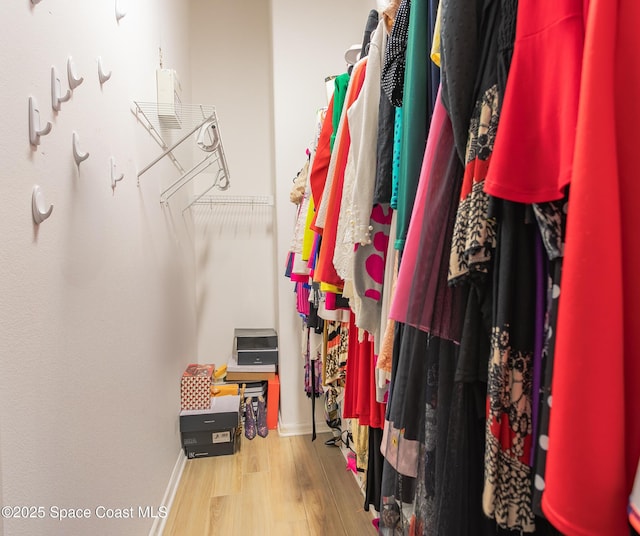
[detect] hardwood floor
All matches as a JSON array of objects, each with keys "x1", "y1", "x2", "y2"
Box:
[{"x1": 163, "y1": 432, "x2": 377, "y2": 535}]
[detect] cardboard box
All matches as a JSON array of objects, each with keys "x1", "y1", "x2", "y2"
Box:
[
  {"x1": 226, "y1": 370, "x2": 276, "y2": 381},
  {"x1": 180, "y1": 363, "x2": 214, "y2": 410},
  {"x1": 183, "y1": 429, "x2": 238, "y2": 458},
  {"x1": 179, "y1": 395, "x2": 240, "y2": 433},
  {"x1": 226, "y1": 355, "x2": 276, "y2": 381}
]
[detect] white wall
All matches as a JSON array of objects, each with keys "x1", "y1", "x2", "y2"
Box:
[
  {"x1": 0, "y1": 2, "x2": 195, "y2": 535},
  {"x1": 190, "y1": 0, "x2": 377, "y2": 434},
  {"x1": 270, "y1": 0, "x2": 377, "y2": 433},
  {"x1": 189, "y1": 0, "x2": 278, "y2": 364}
]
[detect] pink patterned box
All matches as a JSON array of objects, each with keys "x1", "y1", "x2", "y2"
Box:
[{"x1": 180, "y1": 364, "x2": 214, "y2": 410}]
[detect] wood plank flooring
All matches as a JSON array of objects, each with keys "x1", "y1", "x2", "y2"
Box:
[{"x1": 163, "y1": 432, "x2": 377, "y2": 535}]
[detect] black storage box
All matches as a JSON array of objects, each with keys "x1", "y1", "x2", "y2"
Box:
[
  {"x1": 183, "y1": 429, "x2": 238, "y2": 459},
  {"x1": 234, "y1": 328, "x2": 278, "y2": 366},
  {"x1": 179, "y1": 395, "x2": 240, "y2": 433},
  {"x1": 181, "y1": 429, "x2": 233, "y2": 448}
]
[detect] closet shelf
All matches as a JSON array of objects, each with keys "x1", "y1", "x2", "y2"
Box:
[
  {"x1": 132, "y1": 101, "x2": 230, "y2": 206},
  {"x1": 187, "y1": 194, "x2": 274, "y2": 208}
]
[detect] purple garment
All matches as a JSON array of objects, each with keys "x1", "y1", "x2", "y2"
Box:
[
  {"x1": 284, "y1": 251, "x2": 294, "y2": 278},
  {"x1": 307, "y1": 234, "x2": 320, "y2": 273},
  {"x1": 530, "y1": 231, "x2": 547, "y2": 466}
]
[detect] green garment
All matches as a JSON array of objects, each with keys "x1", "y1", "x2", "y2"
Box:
[
  {"x1": 395, "y1": 0, "x2": 429, "y2": 251},
  {"x1": 330, "y1": 73, "x2": 351, "y2": 152},
  {"x1": 390, "y1": 106, "x2": 403, "y2": 210}
]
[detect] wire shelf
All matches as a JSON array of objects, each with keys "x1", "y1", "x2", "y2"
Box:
[
  {"x1": 133, "y1": 102, "x2": 216, "y2": 133},
  {"x1": 189, "y1": 195, "x2": 274, "y2": 207},
  {"x1": 132, "y1": 101, "x2": 231, "y2": 206}
]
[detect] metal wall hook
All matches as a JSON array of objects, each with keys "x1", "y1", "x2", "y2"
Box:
[
  {"x1": 51, "y1": 66, "x2": 72, "y2": 111},
  {"x1": 31, "y1": 0, "x2": 43, "y2": 4},
  {"x1": 67, "y1": 56, "x2": 84, "y2": 90},
  {"x1": 72, "y1": 132, "x2": 89, "y2": 166},
  {"x1": 115, "y1": 0, "x2": 126, "y2": 21},
  {"x1": 110, "y1": 157, "x2": 124, "y2": 190},
  {"x1": 32, "y1": 185, "x2": 53, "y2": 224},
  {"x1": 97, "y1": 57, "x2": 112, "y2": 85},
  {"x1": 28, "y1": 97, "x2": 52, "y2": 147}
]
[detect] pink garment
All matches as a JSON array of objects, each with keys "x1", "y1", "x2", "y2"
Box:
[
  {"x1": 353, "y1": 204, "x2": 393, "y2": 334},
  {"x1": 296, "y1": 283, "x2": 310, "y2": 316},
  {"x1": 390, "y1": 90, "x2": 466, "y2": 342}
]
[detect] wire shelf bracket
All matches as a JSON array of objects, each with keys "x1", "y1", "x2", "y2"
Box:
[{"x1": 132, "y1": 101, "x2": 230, "y2": 205}]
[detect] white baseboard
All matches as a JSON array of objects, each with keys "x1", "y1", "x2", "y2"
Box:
[
  {"x1": 149, "y1": 450, "x2": 186, "y2": 536},
  {"x1": 277, "y1": 418, "x2": 331, "y2": 437}
]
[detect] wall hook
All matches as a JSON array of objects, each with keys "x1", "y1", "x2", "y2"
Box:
[
  {"x1": 51, "y1": 66, "x2": 72, "y2": 112},
  {"x1": 115, "y1": 0, "x2": 126, "y2": 21},
  {"x1": 72, "y1": 132, "x2": 89, "y2": 166},
  {"x1": 32, "y1": 185, "x2": 53, "y2": 224},
  {"x1": 67, "y1": 56, "x2": 84, "y2": 90},
  {"x1": 31, "y1": 0, "x2": 43, "y2": 4},
  {"x1": 28, "y1": 96, "x2": 52, "y2": 147},
  {"x1": 110, "y1": 157, "x2": 124, "y2": 190},
  {"x1": 97, "y1": 57, "x2": 112, "y2": 85}
]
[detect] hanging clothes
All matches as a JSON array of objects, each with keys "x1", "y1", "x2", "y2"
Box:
[
  {"x1": 333, "y1": 19, "x2": 387, "y2": 286},
  {"x1": 542, "y1": 0, "x2": 640, "y2": 534},
  {"x1": 483, "y1": 0, "x2": 586, "y2": 203},
  {"x1": 631, "y1": 462, "x2": 640, "y2": 534},
  {"x1": 381, "y1": 0, "x2": 410, "y2": 107},
  {"x1": 482, "y1": 201, "x2": 538, "y2": 533},
  {"x1": 342, "y1": 313, "x2": 385, "y2": 429},
  {"x1": 439, "y1": 0, "x2": 480, "y2": 164},
  {"x1": 373, "y1": 69, "x2": 396, "y2": 205},
  {"x1": 313, "y1": 60, "x2": 367, "y2": 289},
  {"x1": 308, "y1": 97, "x2": 335, "y2": 222},
  {"x1": 394, "y1": 0, "x2": 432, "y2": 251},
  {"x1": 389, "y1": 89, "x2": 466, "y2": 343},
  {"x1": 530, "y1": 197, "x2": 567, "y2": 515}
]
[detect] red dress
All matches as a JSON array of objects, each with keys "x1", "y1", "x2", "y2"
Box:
[
  {"x1": 542, "y1": 0, "x2": 640, "y2": 534},
  {"x1": 483, "y1": 0, "x2": 586, "y2": 203},
  {"x1": 342, "y1": 312, "x2": 385, "y2": 429},
  {"x1": 308, "y1": 96, "x2": 335, "y2": 234}
]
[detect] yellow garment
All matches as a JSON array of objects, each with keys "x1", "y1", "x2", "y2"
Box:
[
  {"x1": 301, "y1": 197, "x2": 316, "y2": 261},
  {"x1": 350, "y1": 419, "x2": 370, "y2": 472},
  {"x1": 213, "y1": 364, "x2": 227, "y2": 379},
  {"x1": 319, "y1": 282, "x2": 342, "y2": 294},
  {"x1": 431, "y1": 2, "x2": 442, "y2": 67}
]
